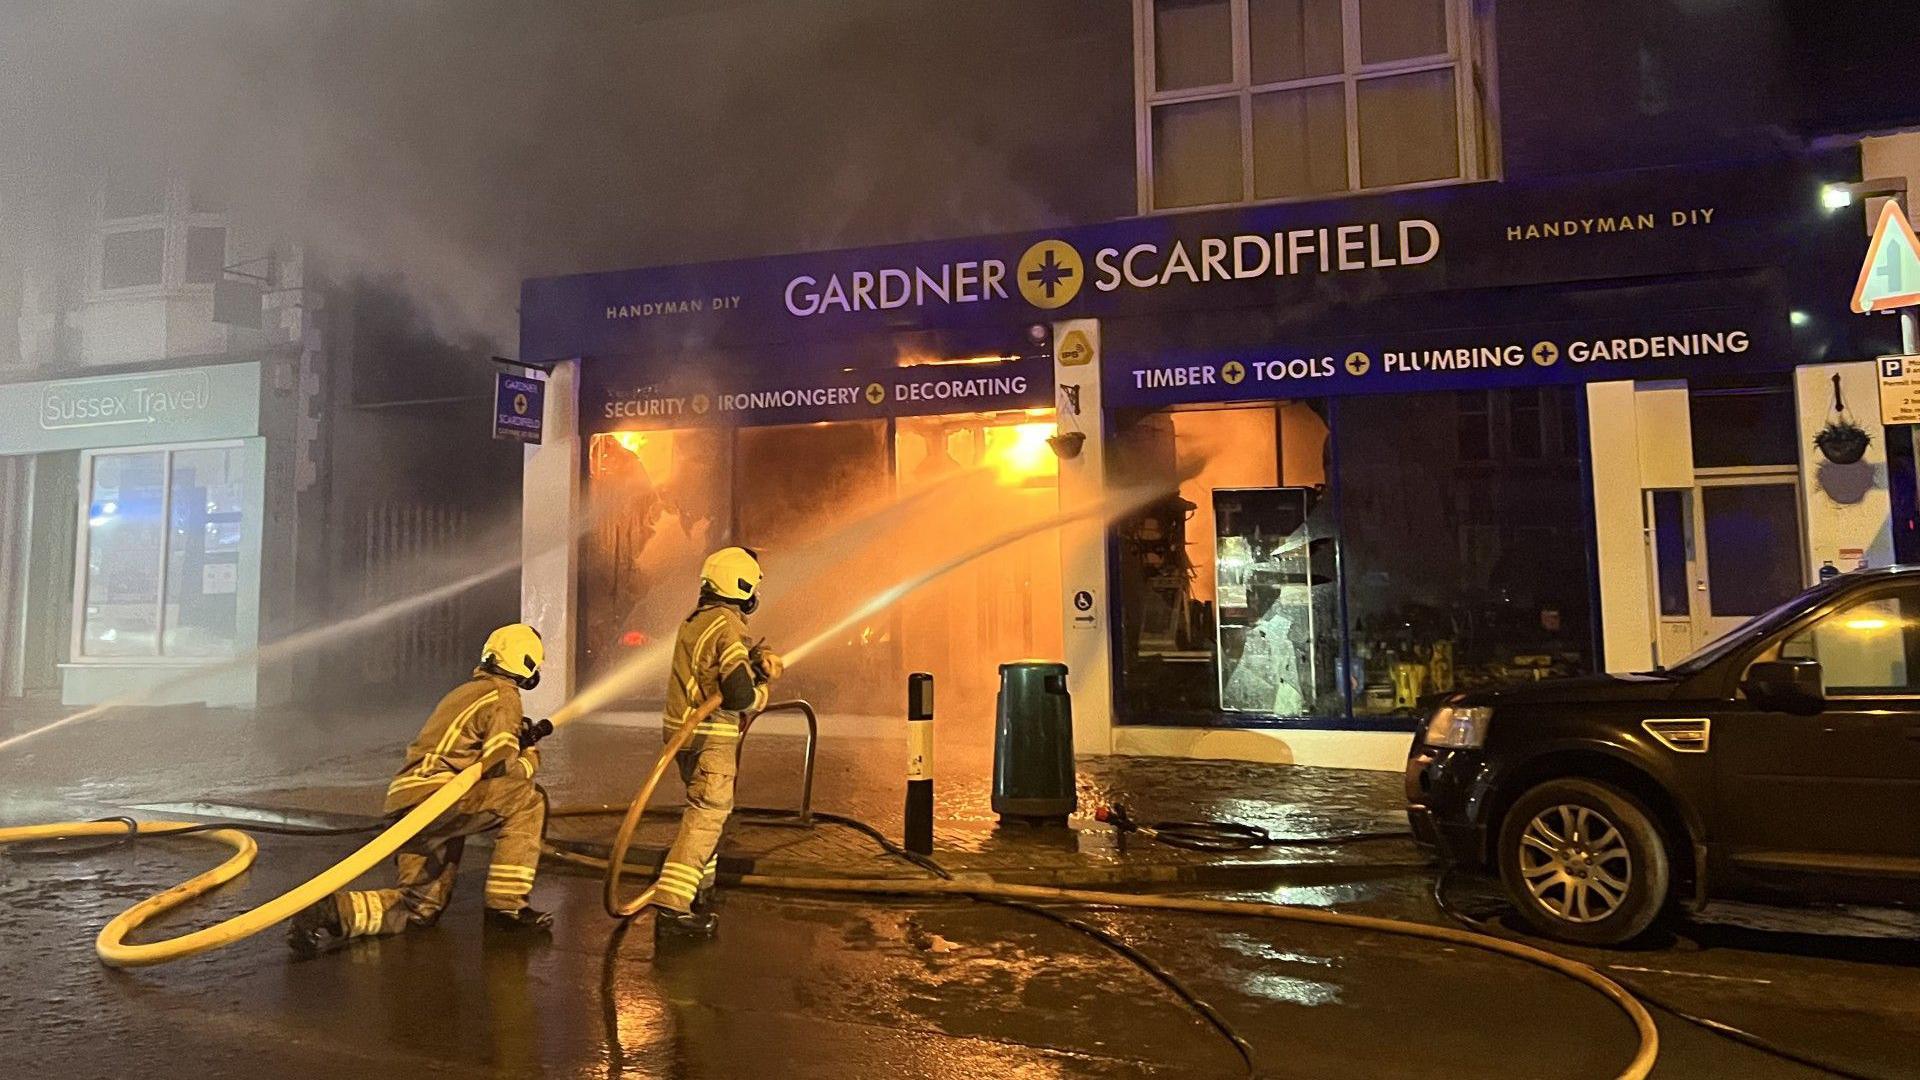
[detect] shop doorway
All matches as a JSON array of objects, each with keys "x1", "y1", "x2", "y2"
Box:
[
  {"x1": 1647, "y1": 380, "x2": 1808, "y2": 667},
  {"x1": 580, "y1": 411, "x2": 1060, "y2": 724},
  {"x1": 1646, "y1": 472, "x2": 1806, "y2": 664}
]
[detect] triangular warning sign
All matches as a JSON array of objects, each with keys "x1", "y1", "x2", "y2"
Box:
[{"x1": 1852, "y1": 198, "x2": 1920, "y2": 313}]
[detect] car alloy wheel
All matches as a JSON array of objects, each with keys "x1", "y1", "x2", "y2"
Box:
[{"x1": 1517, "y1": 803, "x2": 1632, "y2": 924}]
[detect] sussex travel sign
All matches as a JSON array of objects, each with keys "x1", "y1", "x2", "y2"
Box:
[{"x1": 523, "y1": 158, "x2": 1849, "y2": 362}]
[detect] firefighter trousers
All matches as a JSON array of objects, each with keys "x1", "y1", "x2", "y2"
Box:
[
  {"x1": 654, "y1": 740, "x2": 737, "y2": 912},
  {"x1": 334, "y1": 773, "x2": 548, "y2": 938}
]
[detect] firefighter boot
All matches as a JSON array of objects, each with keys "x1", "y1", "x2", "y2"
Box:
[
  {"x1": 655, "y1": 907, "x2": 719, "y2": 942},
  {"x1": 484, "y1": 906, "x2": 555, "y2": 933},
  {"x1": 286, "y1": 897, "x2": 345, "y2": 957}
]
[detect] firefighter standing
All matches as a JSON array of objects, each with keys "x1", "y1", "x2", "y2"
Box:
[
  {"x1": 653, "y1": 546, "x2": 783, "y2": 941},
  {"x1": 287, "y1": 623, "x2": 556, "y2": 956}
]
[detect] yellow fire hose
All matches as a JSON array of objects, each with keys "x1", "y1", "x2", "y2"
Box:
[
  {"x1": 0, "y1": 740, "x2": 521, "y2": 968},
  {"x1": 0, "y1": 684, "x2": 1658, "y2": 1078},
  {"x1": 600, "y1": 693, "x2": 720, "y2": 917},
  {"x1": 569, "y1": 720, "x2": 1659, "y2": 1080}
]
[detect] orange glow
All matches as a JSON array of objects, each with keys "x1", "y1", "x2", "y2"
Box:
[
  {"x1": 895, "y1": 352, "x2": 1020, "y2": 368},
  {"x1": 590, "y1": 430, "x2": 674, "y2": 479},
  {"x1": 981, "y1": 420, "x2": 1058, "y2": 486}
]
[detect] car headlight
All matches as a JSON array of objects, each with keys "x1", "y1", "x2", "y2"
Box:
[{"x1": 1424, "y1": 705, "x2": 1492, "y2": 749}]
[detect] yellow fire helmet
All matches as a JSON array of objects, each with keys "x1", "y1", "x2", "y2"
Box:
[
  {"x1": 700, "y1": 546, "x2": 764, "y2": 612},
  {"x1": 481, "y1": 623, "x2": 545, "y2": 688}
]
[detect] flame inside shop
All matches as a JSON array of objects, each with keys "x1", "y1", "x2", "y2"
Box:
[{"x1": 583, "y1": 410, "x2": 1064, "y2": 736}]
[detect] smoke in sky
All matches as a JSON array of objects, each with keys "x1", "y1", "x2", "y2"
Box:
[{"x1": 0, "y1": 0, "x2": 1130, "y2": 346}]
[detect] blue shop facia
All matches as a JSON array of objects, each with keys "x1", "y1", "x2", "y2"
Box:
[{"x1": 518, "y1": 152, "x2": 1902, "y2": 764}]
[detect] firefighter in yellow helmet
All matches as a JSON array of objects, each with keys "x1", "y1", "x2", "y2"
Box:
[
  {"x1": 653, "y1": 546, "x2": 784, "y2": 941},
  {"x1": 286, "y1": 623, "x2": 556, "y2": 956}
]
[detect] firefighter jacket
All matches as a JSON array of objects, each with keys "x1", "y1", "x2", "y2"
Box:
[
  {"x1": 384, "y1": 669, "x2": 541, "y2": 814},
  {"x1": 663, "y1": 602, "x2": 769, "y2": 749}
]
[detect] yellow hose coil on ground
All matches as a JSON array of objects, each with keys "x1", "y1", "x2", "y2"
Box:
[{"x1": 0, "y1": 746, "x2": 512, "y2": 968}]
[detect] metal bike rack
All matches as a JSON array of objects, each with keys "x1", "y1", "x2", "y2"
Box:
[{"x1": 736, "y1": 698, "x2": 818, "y2": 828}]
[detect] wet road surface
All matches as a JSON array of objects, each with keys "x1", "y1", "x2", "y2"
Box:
[
  {"x1": 3, "y1": 829, "x2": 1917, "y2": 1079},
  {"x1": 5, "y1": 702, "x2": 1918, "y2": 1078}
]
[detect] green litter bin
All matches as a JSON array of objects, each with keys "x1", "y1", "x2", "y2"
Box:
[{"x1": 992, "y1": 661, "x2": 1076, "y2": 824}]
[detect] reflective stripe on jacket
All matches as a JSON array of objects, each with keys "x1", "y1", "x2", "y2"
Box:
[
  {"x1": 384, "y1": 669, "x2": 537, "y2": 813},
  {"x1": 663, "y1": 604, "x2": 768, "y2": 747}
]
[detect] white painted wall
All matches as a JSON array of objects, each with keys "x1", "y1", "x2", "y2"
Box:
[
  {"x1": 1114, "y1": 726, "x2": 1414, "y2": 771},
  {"x1": 1588, "y1": 380, "x2": 1656, "y2": 673},
  {"x1": 1054, "y1": 318, "x2": 1114, "y2": 755},
  {"x1": 521, "y1": 360, "x2": 580, "y2": 718},
  {"x1": 1795, "y1": 361, "x2": 1894, "y2": 577}
]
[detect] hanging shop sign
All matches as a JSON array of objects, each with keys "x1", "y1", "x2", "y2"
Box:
[
  {"x1": 493, "y1": 372, "x2": 545, "y2": 443},
  {"x1": 586, "y1": 353, "x2": 1052, "y2": 430},
  {"x1": 523, "y1": 157, "x2": 1859, "y2": 363},
  {"x1": 1104, "y1": 309, "x2": 1786, "y2": 409}
]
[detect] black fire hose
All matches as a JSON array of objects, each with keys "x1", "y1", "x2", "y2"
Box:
[
  {"x1": 1430, "y1": 866, "x2": 1890, "y2": 1080},
  {"x1": 1093, "y1": 804, "x2": 1408, "y2": 852},
  {"x1": 562, "y1": 804, "x2": 1259, "y2": 1078}
]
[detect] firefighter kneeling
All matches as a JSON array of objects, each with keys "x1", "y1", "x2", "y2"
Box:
[
  {"x1": 287, "y1": 623, "x2": 556, "y2": 956},
  {"x1": 653, "y1": 546, "x2": 783, "y2": 942}
]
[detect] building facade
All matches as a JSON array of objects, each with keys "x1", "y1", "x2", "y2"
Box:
[
  {"x1": 0, "y1": 174, "x2": 521, "y2": 709},
  {"x1": 517, "y1": 1, "x2": 1920, "y2": 768}
]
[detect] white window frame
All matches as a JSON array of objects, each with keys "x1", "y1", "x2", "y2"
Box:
[
  {"x1": 91, "y1": 177, "x2": 231, "y2": 299},
  {"x1": 1134, "y1": 0, "x2": 1493, "y2": 213},
  {"x1": 70, "y1": 440, "x2": 245, "y2": 666}
]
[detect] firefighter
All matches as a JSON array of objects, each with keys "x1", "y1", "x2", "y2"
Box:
[
  {"x1": 653, "y1": 546, "x2": 784, "y2": 941},
  {"x1": 286, "y1": 623, "x2": 556, "y2": 956}
]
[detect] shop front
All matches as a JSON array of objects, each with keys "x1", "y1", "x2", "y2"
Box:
[
  {"x1": 570, "y1": 328, "x2": 1062, "y2": 741},
  {"x1": 0, "y1": 360, "x2": 278, "y2": 706},
  {"x1": 519, "y1": 152, "x2": 1894, "y2": 767}
]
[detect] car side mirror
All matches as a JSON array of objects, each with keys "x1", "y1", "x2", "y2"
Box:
[{"x1": 1742, "y1": 658, "x2": 1825, "y2": 713}]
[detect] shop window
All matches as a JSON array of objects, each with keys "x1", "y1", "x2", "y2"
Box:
[
  {"x1": 100, "y1": 228, "x2": 165, "y2": 290},
  {"x1": 1114, "y1": 390, "x2": 1596, "y2": 726},
  {"x1": 1112, "y1": 402, "x2": 1343, "y2": 720},
  {"x1": 1338, "y1": 388, "x2": 1596, "y2": 718},
  {"x1": 1139, "y1": 0, "x2": 1487, "y2": 210},
  {"x1": 78, "y1": 443, "x2": 247, "y2": 659},
  {"x1": 1689, "y1": 382, "x2": 1797, "y2": 469},
  {"x1": 184, "y1": 226, "x2": 228, "y2": 285},
  {"x1": 162, "y1": 447, "x2": 244, "y2": 655}
]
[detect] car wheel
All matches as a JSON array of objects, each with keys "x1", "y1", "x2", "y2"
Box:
[{"x1": 1497, "y1": 778, "x2": 1670, "y2": 946}]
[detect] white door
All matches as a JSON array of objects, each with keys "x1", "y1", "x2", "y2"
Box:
[{"x1": 1645, "y1": 474, "x2": 1807, "y2": 665}]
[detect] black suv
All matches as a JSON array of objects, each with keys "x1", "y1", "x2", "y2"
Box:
[{"x1": 1406, "y1": 566, "x2": 1920, "y2": 945}]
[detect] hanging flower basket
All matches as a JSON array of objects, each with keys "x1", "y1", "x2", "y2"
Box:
[
  {"x1": 1815, "y1": 418, "x2": 1871, "y2": 464},
  {"x1": 1814, "y1": 373, "x2": 1872, "y2": 465}
]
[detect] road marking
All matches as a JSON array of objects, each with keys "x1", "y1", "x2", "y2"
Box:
[{"x1": 1608, "y1": 964, "x2": 1773, "y2": 986}]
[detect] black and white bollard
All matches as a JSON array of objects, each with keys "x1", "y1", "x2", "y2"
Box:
[{"x1": 905, "y1": 672, "x2": 935, "y2": 856}]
